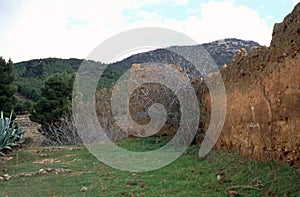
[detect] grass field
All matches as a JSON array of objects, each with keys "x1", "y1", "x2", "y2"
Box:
[{"x1": 1, "y1": 137, "x2": 299, "y2": 196}]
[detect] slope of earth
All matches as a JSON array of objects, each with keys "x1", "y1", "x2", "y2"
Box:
[{"x1": 202, "y1": 3, "x2": 300, "y2": 166}]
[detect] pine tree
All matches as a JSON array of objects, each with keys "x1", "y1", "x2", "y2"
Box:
[
  {"x1": 0, "y1": 57, "x2": 17, "y2": 117},
  {"x1": 30, "y1": 72, "x2": 74, "y2": 127}
]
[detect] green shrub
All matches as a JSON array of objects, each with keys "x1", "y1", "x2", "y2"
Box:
[
  {"x1": 30, "y1": 72, "x2": 74, "y2": 126},
  {"x1": 14, "y1": 100, "x2": 33, "y2": 114},
  {"x1": 0, "y1": 57, "x2": 17, "y2": 118},
  {"x1": 0, "y1": 111, "x2": 25, "y2": 155}
]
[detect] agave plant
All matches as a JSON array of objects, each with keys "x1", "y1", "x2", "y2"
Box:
[{"x1": 0, "y1": 111, "x2": 25, "y2": 155}]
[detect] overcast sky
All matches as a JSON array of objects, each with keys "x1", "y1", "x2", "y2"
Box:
[{"x1": 0, "y1": 0, "x2": 298, "y2": 62}]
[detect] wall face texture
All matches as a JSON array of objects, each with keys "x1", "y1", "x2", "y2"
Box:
[{"x1": 202, "y1": 3, "x2": 300, "y2": 165}]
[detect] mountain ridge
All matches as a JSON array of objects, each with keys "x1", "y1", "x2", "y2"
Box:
[
  {"x1": 111, "y1": 38, "x2": 260, "y2": 73},
  {"x1": 13, "y1": 38, "x2": 260, "y2": 101}
]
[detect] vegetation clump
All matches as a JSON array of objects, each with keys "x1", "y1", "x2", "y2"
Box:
[
  {"x1": 0, "y1": 111, "x2": 25, "y2": 155},
  {"x1": 0, "y1": 57, "x2": 17, "y2": 118}
]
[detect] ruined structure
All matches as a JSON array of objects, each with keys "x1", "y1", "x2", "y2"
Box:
[{"x1": 202, "y1": 3, "x2": 300, "y2": 165}]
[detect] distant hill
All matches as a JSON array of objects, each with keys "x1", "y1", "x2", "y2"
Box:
[
  {"x1": 13, "y1": 38, "x2": 260, "y2": 101},
  {"x1": 13, "y1": 58, "x2": 84, "y2": 101},
  {"x1": 111, "y1": 38, "x2": 260, "y2": 75},
  {"x1": 14, "y1": 58, "x2": 83, "y2": 78},
  {"x1": 173, "y1": 38, "x2": 260, "y2": 67}
]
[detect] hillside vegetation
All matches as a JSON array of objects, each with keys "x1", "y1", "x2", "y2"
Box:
[
  {"x1": 13, "y1": 38, "x2": 259, "y2": 105},
  {"x1": 14, "y1": 58, "x2": 124, "y2": 102}
]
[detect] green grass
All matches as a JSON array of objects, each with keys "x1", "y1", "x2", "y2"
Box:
[{"x1": 0, "y1": 137, "x2": 299, "y2": 196}]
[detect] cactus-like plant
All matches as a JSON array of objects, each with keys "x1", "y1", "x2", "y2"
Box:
[{"x1": 0, "y1": 111, "x2": 25, "y2": 155}]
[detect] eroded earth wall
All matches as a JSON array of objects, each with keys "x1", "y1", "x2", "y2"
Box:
[{"x1": 202, "y1": 3, "x2": 300, "y2": 165}]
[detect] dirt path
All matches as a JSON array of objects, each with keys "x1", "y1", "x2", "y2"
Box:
[{"x1": 15, "y1": 114, "x2": 43, "y2": 147}]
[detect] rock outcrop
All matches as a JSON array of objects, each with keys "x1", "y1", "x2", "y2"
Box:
[
  {"x1": 202, "y1": 3, "x2": 300, "y2": 165},
  {"x1": 15, "y1": 114, "x2": 42, "y2": 146}
]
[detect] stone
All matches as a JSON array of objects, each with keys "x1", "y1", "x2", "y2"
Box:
[{"x1": 80, "y1": 186, "x2": 88, "y2": 192}]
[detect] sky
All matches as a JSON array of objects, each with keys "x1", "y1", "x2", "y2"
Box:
[{"x1": 0, "y1": 0, "x2": 298, "y2": 63}]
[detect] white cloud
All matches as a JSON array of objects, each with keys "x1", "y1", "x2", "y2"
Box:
[
  {"x1": 2, "y1": 0, "x2": 138, "y2": 62},
  {"x1": 189, "y1": 0, "x2": 272, "y2": 45},
  {"x1": 0, "y1": 0, "x2": 273, "y2": 62},
  {"x1": 125, "y1": 0, "x2": 272, "y2": 45}
]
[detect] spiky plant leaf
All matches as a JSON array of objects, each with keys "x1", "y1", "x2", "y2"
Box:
[{"x1": 0, "y1": 111, "x2": 25, "y2": 154}]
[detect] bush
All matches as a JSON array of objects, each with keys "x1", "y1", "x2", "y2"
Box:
[
  {"x1": 0, "y1": 57, "x2": 17, "y2": 118},
  {"x1": 30, "y1": 72, "x2": 74, "y2": 126},
  {"x1": 39, "y1": 115, "x2": 82, "y2": 146},
  {"x1": 0, "y1": 111, "x2": 25, "y2": 155},
  {"x1": 14, "y1": 100, "x2": 33, "y2": 114}
]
